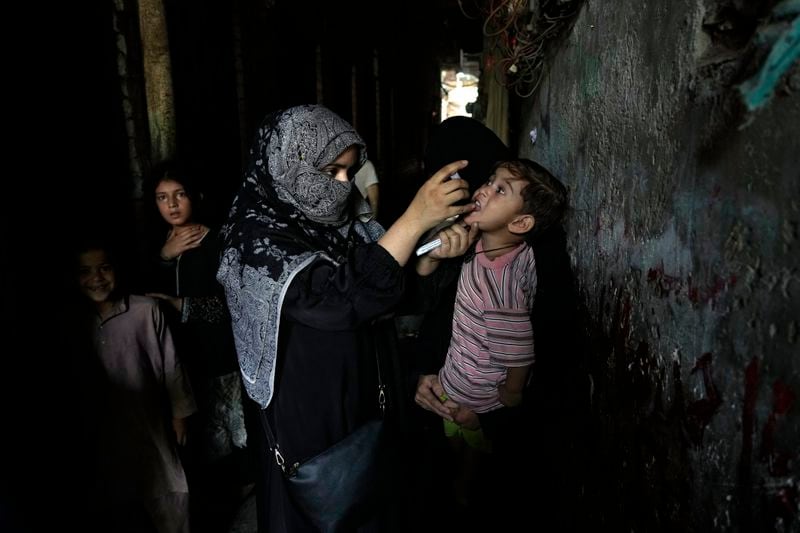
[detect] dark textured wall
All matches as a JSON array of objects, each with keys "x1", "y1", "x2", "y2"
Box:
[{"x1": 520, "y1": 1, "x2": 799, "y2": 530}]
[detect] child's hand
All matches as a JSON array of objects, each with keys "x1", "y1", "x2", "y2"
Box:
[
  {"x1": 414, "y1": 374, "x2": 459, "y2": 421},
  {"x1": 161, "y1": 224, "x2": 208, "y2": 260},
  {"x1": 146, "y1": 293, "x2": 184, "y2": 313},
  {"x1": 452, "y1": 406, "x2": 480, "y2": 430},
  {"x1": 498, "y1": 383, "x2": 523, "y2": 407},
  {"x1": 172, "y1": 417, "x2": 189, "y2": 446},
  {"x1": 428, "y1": 223, "x2": 479, "y2": 260}
]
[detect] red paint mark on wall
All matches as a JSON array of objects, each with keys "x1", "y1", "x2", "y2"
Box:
[
  {"x1": 760, "y1": 380, "x2": 796, "y2": 476},
  {"x1": 685, "y1": 352, "x2": 722, "y2": 445},
  {"x1": 612, "y1": 296, "x2": 632, "y2": 357},
  {"x1": 645, "y1": 265, "x2": 736, "y2": 307},
  {"x1": 687, "y1": 274, "x2": 737, "y2": 306},
  {"x1": 708, "y1": 184, "x2": 722, "y2": 209},
  {"x1": 647, "y1": 266, "x2": 682, "y2": 297},
  {"x1": 759, "y1": 380, "x2": 798, "y2": 522},
  {"x1": 736, "y1": 357, "x2": 760, "y2": 527},
  {"x1": 741, "y1": 357, "x2": 760, "y2": 459}
]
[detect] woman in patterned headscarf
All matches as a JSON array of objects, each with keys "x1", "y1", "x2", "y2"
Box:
[{"x1": 217, "y1": 105, "x2": 472, "y2": 531}]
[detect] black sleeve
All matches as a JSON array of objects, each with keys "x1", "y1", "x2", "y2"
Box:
[
  {"x1": 403, "y1": 258, "x2": 463, "y2": 390},
  {"x1": 282, "y1": 243, "x2": 405, "y2": 330}
]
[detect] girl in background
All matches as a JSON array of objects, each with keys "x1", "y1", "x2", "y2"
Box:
[{"x1": 146, "y1": 162, "x2": 250, "y2": 532}]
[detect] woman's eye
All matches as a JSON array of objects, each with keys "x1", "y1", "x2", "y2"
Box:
[
  {"x1": 177, "y1": 191, "x2": 186, "y2": 199},
  {"x1": 156, "y1": 195, "x2": 166, "y2": 202}
]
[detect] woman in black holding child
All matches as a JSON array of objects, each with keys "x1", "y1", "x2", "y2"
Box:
[{"x1": 217, "y1": 104, "x2": 472, "y2": 532}]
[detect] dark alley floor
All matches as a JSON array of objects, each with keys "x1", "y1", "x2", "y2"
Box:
[{"x1": 228, "y1": 487, "x2": 257, "y2": 533}]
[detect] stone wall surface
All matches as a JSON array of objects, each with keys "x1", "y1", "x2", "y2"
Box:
[{"x1": 520, "y1": 1, "x2": 799, "y2": 530}]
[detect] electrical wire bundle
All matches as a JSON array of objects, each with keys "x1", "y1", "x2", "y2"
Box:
[{"x1": 459, "y1": 0, "x2": 584, "y2": 97}]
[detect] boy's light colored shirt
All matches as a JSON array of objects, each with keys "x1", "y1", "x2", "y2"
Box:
[
  {"x1": 91, "y1": 295, "x2": 196, "y2": 500},
  {"x1": 439, "y1": 241, "x2": 536, "y2": 413}
]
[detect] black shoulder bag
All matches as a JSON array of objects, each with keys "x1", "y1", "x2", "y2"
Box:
[{"x1": 259, "y1": 343, "x2": 388, "y2": 533}]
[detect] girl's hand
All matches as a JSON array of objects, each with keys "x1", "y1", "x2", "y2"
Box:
[
  {"x1": 160, "y1": 224, "x2": 208, "y2": 260},
  {"x1": 428, "y1": 222, "x2": 480, "y2": 260}
]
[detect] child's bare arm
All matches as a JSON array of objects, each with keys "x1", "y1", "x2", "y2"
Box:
[
  {"x1": 498, "y1": 365, "x2": 532, "y2": 407},
  {"x1": 453, "y1": 405, "x2": 480, "y2": 430},
  {"x1": 172, "y1": 417, "x2": 189, "y2": 446}
]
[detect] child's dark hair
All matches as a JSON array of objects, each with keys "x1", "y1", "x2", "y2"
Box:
[
  {"x1": 146, "y1": 160, "x2": 205, "y2": 229},
  {"x1": 71, "y1": 234, "x2": 127, "y2": 297},
  {"x1": 147, "y1": 160, "x2": 202, "y2": 204},
  {"x1": 495, "y1": 158, "x2": 568, "y2": 239},
  {"x1": 74, "y1": 237, "x2": 117, "y2": 262}
]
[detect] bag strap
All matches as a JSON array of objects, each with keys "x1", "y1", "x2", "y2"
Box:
[
  {"x1": 260, "y1": 325, "x2": 386, "y2": 474},
  {"x1": 259, "y1": 408, "x2": 299, "y2": 476},
  {"x1": 373, "y1": 320, "x2": 387, "y2": 415}
]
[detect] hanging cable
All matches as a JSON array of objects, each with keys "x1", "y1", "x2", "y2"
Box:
[{"x1": 463, "y1": 0, "x2": 584, "y2": 98}]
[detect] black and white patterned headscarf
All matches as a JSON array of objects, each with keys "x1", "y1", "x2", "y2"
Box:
[{"x1": 217, "y1": 105, "x2": 383, "y2": 408}]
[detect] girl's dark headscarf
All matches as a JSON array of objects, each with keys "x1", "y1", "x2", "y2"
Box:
[
  {"x1": 423, "y1": 116, "x2": 511, "y2": 191},
  {"x1": 217, "y1": 105, "x2": 382, "y2": 408}
]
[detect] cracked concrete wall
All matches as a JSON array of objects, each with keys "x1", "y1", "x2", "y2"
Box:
[{"x1": 520, "y1": 0, "x2": 799, "y2": 530}]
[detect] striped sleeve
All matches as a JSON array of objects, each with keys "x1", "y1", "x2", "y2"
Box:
[{"x1": 485, "y1": 246, "x2": 536, "y2": 367}]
